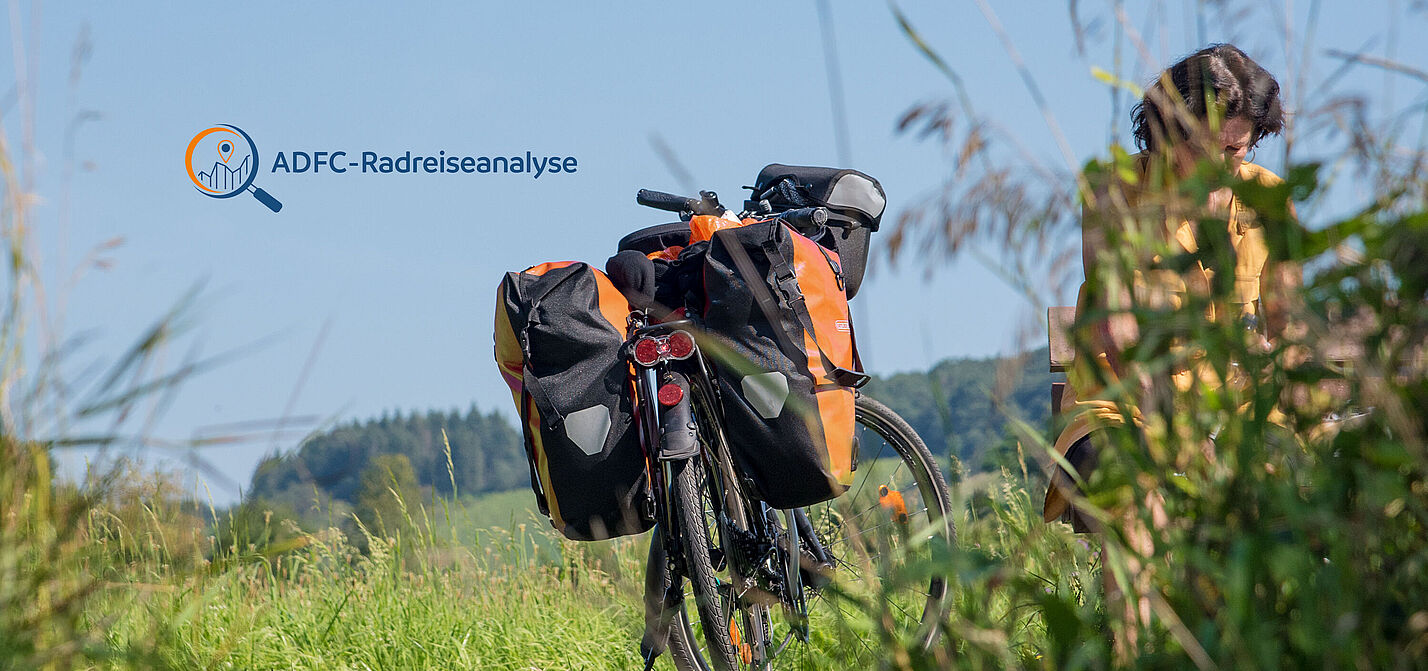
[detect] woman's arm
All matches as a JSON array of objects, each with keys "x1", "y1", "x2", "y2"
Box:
[
  {"x1": 1082, "y1": 199, "x2": 1138, "y2": 377},
  {"x1": 1260, "y1": 201, "x2": 1303, "y2": 342}
]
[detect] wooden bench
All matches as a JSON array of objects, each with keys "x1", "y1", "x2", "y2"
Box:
[{"x1": 1048, "y1": 306, "x2": 1075, "y2": 415}]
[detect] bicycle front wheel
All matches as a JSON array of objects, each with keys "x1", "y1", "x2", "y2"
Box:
[
  {"x1": 672, "y1": 395, "x2": 956, "y2": 667},
  {"x1": 791, "y1": 395, "x2": 955, "y2": 661}
]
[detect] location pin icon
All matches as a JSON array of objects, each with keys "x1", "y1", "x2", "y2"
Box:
[{"x1": 218, "y1": 140, "x2": 235, "y2": 164}]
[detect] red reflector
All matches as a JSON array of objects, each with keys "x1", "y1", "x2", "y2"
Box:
[
  {"x1": 633, "y1": 337, "x2": 661, "y2": 366},
  {"x1": 666, "y1": 331, "x2": 695, "y2": 359},
  {"x1": 658, "y1": 383, "x2": 685, "y2": 406}
]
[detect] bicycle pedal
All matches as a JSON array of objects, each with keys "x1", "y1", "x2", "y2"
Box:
[{"x1": 800, "y1": 560, "x2": 835, "y2": 591}]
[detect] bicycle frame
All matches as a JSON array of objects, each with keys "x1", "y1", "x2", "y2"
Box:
[{"x1": 624, "y1": 313, "x2": 751, "y2": 662}]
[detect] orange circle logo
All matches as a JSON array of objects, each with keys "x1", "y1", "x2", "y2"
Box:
[{"x1": 184, "y1": 124, "x2": 282, "y2": 212}]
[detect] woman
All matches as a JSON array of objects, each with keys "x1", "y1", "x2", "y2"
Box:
[{"x1": 1042, "y1": 43, "x2": 1296, "y2": 653}]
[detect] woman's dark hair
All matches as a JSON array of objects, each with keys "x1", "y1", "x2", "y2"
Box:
[{"x1": 1131, "y1": 43, "x2": 1284, "y2": 152}]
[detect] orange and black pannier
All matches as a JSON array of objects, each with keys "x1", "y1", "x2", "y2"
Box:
[
  {"x1": 699, "y1": 219, "x2": 869, "y2": 509},
  {"x1": 494, "y1": 261, "x2": 652, "y2": 540}
]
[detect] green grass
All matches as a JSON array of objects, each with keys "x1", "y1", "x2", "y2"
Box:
[
  {"x1": 451, "y1": 489, "x2": 544, "y2": 532},
  {"x1": 91, "y1": 522, "x2": 655, "y2": 670},
  {"x1": 64, "y1": 466, "x2": 1095, "y2": 671}
]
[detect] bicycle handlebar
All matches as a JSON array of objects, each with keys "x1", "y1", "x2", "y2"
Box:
[
  {"x1": 637, "y1": 189, "x2": 830, "y2": 235},
  {"x1": 776, "y1": 207, "x2": 828, "y2": 232},
  {"x1": 637, "y1": 189, "x2": 727, "y2": 217},
  {"x1": 636, "y1": 189, "x2": 698, "y2": 214}
]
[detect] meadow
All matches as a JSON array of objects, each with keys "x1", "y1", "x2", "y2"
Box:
[{"x1": 9, "y1": 451, "x2": 1096, "y2": 670}]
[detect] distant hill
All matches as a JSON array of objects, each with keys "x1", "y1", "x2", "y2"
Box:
[
  {"x1": 244, "y1": 349, "x2": 1060, "y2": 511},
  {"x1": 247, "y1": 407, "x2": 527, "y2": 513}
]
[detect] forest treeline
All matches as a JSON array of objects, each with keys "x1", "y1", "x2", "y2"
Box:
[{"x1": 242, "y1": 348, "x2": 1058, "y2": 530}]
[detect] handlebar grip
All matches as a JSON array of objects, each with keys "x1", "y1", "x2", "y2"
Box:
[
  {"x1": 637, "y1": 189, "x2": 697, "y2": 214},
  {"x1": 778, "y1": 207, "x2": 829, "y2": 232}
]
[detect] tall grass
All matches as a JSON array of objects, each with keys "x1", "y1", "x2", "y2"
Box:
[{"x1": 91, "y1": 518, "x2": 652, "y2": 670}]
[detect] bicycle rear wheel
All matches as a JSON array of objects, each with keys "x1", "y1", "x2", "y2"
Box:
[
  {"x1": 668, "y1": 382, "x2": 767, "y2": 671},
  {"x1": 671, "y1": 456, "x2": 741, "y2": 670}
]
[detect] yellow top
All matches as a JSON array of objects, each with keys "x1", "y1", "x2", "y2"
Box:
[{"x1": 1043, "y1": 160, "x2": 1284, "y2": 522}]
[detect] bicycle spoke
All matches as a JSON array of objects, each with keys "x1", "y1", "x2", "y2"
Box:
[
  {"x1": 885, "y1": 593, "x2": 921, "y2": 624},
  {"x1": 846, "y1": 614, "x2": 880, "y2": 657},
  {"x1": 847, "y1": 435, "x2": 891, "y2": 503},
  {"x1": 854, "y1": 507, "x2": 931, "y2": 538},
  {"x1": 830, "y1": 554, "x2": 863, "y2": 575},
  {"x1": 842, "y1": 486, "x2": 923, "y2": 528}
]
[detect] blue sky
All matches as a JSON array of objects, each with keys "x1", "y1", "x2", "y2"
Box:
[{"x1": 3, "y1": 2, "x2": 1424, "y2": 504}]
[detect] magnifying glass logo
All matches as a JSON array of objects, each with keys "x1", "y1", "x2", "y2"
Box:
[{"x1": 185, "y1": 124, "x2": 283, "y2": 213}]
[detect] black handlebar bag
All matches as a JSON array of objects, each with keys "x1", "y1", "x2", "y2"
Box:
[
  {"x1": 495, "y1": 261, "x2": 652, "y2": 541},
  {"x1": 700, "y1": 220, "x2": 870, "y2": 509},
  {"x1": 746, "y1": 164, "x2": 886, "y2": 298}
]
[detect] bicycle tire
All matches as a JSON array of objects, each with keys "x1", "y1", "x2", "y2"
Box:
[
  {"x1": 668, "y1": 380, "x2": 769, "y2": 671},
  {"x1": 672, "y1": 455, "x2": 741, "y2": 671},
  {"x1": 843, "y1": 394, "x2": 955, "y2": 649},
  {"x1": 667, "y1": 449, "x2": 764, "y2": 671}
]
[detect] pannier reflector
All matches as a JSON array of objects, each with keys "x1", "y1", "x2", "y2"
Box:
[
  {"x1": 741, "y1": 372, "x2": 789, "y2": 419},
  {"x1": 564, "y1": 405, "x2": 611, "y2": 456}
]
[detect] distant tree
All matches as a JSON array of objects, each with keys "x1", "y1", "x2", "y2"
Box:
[
  {"x1": 352, "y1": 453, "x2": 421, "y2": 543},
  {"x1": 248, "y1": 404, "x2": 530, "y2": 514},
  {"x1": 214, "y1": 497, "x2": 305, "y2": 558}
]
